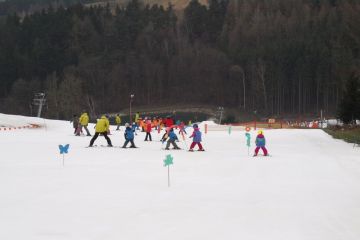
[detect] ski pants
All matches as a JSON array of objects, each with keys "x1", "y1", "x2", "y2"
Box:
[
  {"x1": 145, "y1": 132, "x2": 152, "y2": 141},
  {"x1": 166, "y1": 139, "x2": 180, "y2": 149},
  {"x1": 123, "y1": 139, "x2": 136, "y2": 148},
  {"x1": 255, "y1": 146, "x2": 268, "y2": 155},
  {"x1": 90, "y1": 132, "x2": 112, "y2": 146},
  {"x1": 190, "y1": 142, "x2": 203, "y2": 150},
  {"x1": 78, "y1": 124, "x2": 91, "y2": 136}
]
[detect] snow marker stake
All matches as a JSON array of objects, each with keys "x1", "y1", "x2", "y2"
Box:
[
  {"x1": 245, "y1": 133, "x2": 251, "y2": 156},
  {"x1": 163, "y1": 154, "x2": 174, "y2": 187},
  {"x1": 58, "y1": 144, "x2": 70, "y2": 167}
]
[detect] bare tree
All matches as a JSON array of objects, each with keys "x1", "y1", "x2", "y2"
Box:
[{"x1": 256, "y1": 59, "x2": 268, "y2": 111}]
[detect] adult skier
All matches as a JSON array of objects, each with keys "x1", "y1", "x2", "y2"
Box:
[
  {"x1": 115, "y1": 114, "x2": 121, "y2": 130},
  {"x1": 77, "y1": 111, "x2": 91, "y2": 136},
  {"x1": 88, "y1": 115, "x2": 113, "y2": 147}
]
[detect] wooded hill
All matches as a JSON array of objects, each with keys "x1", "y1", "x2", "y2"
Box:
[
  {"x1": 0, "y1": 0, "x2": 359, "y2": 120},
  {"x1": 0, "y1": 0, "x2": 207, "y2": 16}
]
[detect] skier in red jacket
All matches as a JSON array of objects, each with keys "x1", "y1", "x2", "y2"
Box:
[{"x1": 144, "y1": 120, "x2": 153, "y2": 141}]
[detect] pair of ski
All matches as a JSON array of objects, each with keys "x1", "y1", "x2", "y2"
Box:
[
  {"x1": 188, "y1": 149, "x2": 205, "y2": 152},
  {"x1": 253, "y1": 154, "x2": 271, "y2": 157},
  {"x1": 162, "y1": 148, "x2": 182, "y2": 151},
  {"x1": 86, "y1": 145, "x2": 137, "y2": 148},
  {"x1": 160, "y1": 146, "x2": 205, "y2": 152}
]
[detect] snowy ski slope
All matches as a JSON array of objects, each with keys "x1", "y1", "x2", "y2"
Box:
[{"x1": 0, "y1": 114, "x2": 359, "y2": 240}]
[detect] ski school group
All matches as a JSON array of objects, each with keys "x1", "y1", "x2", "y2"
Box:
[{"x1": 71, "y1": 111, "x2": 269, "y2": 156}]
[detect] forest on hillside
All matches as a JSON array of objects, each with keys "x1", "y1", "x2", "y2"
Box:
[
  {"x1": 0, "y1": 0, "x2": 96, "y2": 16},
  {"x1": 0, "y1": 0, "x2": 359, "y2": 120}
]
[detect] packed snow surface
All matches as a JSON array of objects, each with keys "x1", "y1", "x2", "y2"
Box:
[{"x1": 0, "y1": 114, "x2": 360, "y2": 240}]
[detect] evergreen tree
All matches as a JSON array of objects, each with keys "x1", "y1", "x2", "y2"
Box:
[
  {"x1": 338, "y1": 72, "x2": 360, "y2": 124},
  {"x1": 183, "y1": 0, "x2": 208, "y2": 42}
]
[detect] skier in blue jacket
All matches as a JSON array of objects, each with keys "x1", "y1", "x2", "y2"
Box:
[
  {"x1": 164, "y1": 128, "x2": 181, "y2": 150},
  {"x1": 122, "y1": 123, "x2": 137, "y2": 148}
]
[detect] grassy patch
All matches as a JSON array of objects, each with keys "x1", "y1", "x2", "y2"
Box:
[{"x1": 324, "y1": 127, "x2": 360, "y2": 145}]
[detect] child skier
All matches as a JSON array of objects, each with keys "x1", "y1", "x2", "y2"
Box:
[
  {"x1": 163, "y1": 128, "x2": 181, "y2": 150},
  {"x1": 88, "y1": 115, "x2": 113, "y2": 147},
  {"x1": 254, "y1": 130, "x2": 268, "y2": 156},
  {"x1": 122, "y1": 123, "x2": 137, "y2": 148},
  {"x1": 144, "y1": 120, "x2": 152, "y2": 141},
  {"x1": 189, "y1": 124, "x2": 204, "y2": 151}
]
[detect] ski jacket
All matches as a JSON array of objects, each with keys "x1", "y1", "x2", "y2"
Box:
[
  {"x1": 105, "y1": 117, "x2": 110, "y2": 131},
  {"x1": 168, "y1": 118, "x2": 174, "y2": 127},
  {"x1": 95, "y1": 116, "x2": 109, "y2": 133},
  {"x1": 115, "y1": 115, "x2": 121, "y2": 124},
  {"x1": 168, "y1": 130, "x2": 178, "y2": 141},
  {"x1": 125, "y1": 127, "x2": 134, "y2": 140},
  {"x1": 255, "y1": 134, "x2": 266, "y2": 147},
  {"x1": 139, "y1": 120, "x2": 145, "y2": 129},
  {"x1": 165, "y1": 118, "x2": 174, "y2": 127},
  {"x1": 79, "y1": 113, "x2": 89, "y2": 126},
  {"x1": 146, "y1": 122, "x2": 152, "y2": 133},
  {"x1": 190, "y1": 128, "x2": 202, "y2": 143}
]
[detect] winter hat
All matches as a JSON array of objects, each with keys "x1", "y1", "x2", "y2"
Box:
[
  {"x1": 257, "y1": 130, "x2": 263, "y2": 135},
  {"x1": 125, "y1": 123, "x2": 130, "y2": 127},
  {"x1": 193, "y1": 124, "x2": 198, "y2": 128}
]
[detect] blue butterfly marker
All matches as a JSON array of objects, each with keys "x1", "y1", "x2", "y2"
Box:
[
  {"x1": 163, "y1": 154, "x2": 174, "y2": 187},
  {"x1": 58, "y1": 144, "x2": 70, "y2": 167}
]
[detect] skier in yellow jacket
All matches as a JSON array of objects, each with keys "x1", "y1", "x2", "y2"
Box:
[
  {"x1": 77, "y1": 111, "x2": 91, "y2": 136},
  {"x1": 89, "y1": 115, "x2": 113, "y2": 147},
  {"x1": 115, "y1": 114, "x2": 121, "y2": 130}
]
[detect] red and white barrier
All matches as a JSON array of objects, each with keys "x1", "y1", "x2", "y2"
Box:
[{"x1": 0, "y1": 124, "x2": 40, "y2": 131}]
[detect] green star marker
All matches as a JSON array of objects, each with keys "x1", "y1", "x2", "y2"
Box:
[
  {"x1": 163, "y1": 154, "x2": 174, "y2": 187},
  {"x1": 163, "y1": 154, "x2": 174, "y2": 167}
]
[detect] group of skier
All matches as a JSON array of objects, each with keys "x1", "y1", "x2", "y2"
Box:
[
  {"x1": 71, "y1": 111, "x2": 268, "y2": 155},
  {"x1": 71, "y1": 111, "x2": 91, "y2": 136}
]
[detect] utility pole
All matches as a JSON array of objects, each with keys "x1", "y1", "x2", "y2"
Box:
[
  {"x1": 320, "y1": 109, "x2": 323, "y2": 128},
  {"x1": 32, "y1": 93, "x2": 46, "y2": 118},
  {"x1": 129, "y1": 94, "x2": 135, "y2": 124},
  {"x1": 217, "y1": 107, "x2": 224, "y2": 124}
]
